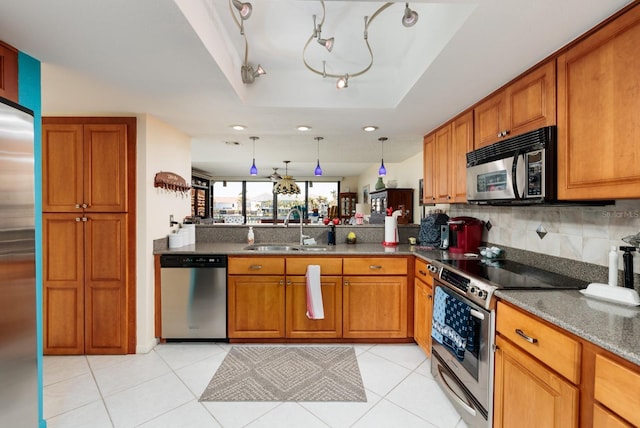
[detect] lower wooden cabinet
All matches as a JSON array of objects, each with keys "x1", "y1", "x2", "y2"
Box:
[
  {"x1": 413, "y1": 259, "x2": 433, "y2": 355},
  {"x1": 593, "y1": 353, "x2": 640, "y2": 427},
  {"x1": 285, "y1": 275, "x2": 342, "y2": 339},
  {"x1": 43, "y1": 213, "x2": 129, "y2": 355},
  {"x1": 494, "y1": 334, "x2": 579, "y2": 428}
]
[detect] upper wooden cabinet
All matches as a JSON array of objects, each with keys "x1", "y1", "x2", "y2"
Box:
[
  {"x1": 557, "y1": 4, "x2": 640, "y2": 200},
  {"x1": 474, "y1": 60, "x2": 556, "y2": 149},
  {"x1": 0, "y1": 41, "x2": 18, "y2": 103},
  {"x1": 423, "y1": 110, "x2": 473, "y2": 204},
  {"x1": 42, "y1": 121, "x2": 129, "y2": 213}
]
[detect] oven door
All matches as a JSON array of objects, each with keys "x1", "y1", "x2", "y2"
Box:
[{"x1": 431, "y1": 283, "x2": 494, "y2": 427}]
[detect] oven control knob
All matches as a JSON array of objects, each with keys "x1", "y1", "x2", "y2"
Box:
[
  {"x1": 477, "y1": 289, "x2": 487, "y2": 299},
  {"x1": 427, "y1": 264, "x2": 438, "y2": 273},
  {"x1": 469, "y1": 285, "x2": 477, "y2": 295}
]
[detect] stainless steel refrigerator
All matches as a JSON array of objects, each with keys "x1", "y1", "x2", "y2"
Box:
[{"x1": 0, "y1": 96, "x2": 37, "y2": 427}]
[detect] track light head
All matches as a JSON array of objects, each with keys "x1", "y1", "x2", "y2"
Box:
[
  {"x1": 336, "y1": 74, "x2": 349, "y2": 89},
  {"x1": 232, "y1": 0, "x2": 252, "y2": 20},
  {"x1": 402, "y1": 3, "x2": 418, "y2": 27},
  {"x1": 317, "y1": 37, "x2": 334, "y2": 52},
  {"x1": 241, "y1": 64, "x2": 266, "y2": 84}
]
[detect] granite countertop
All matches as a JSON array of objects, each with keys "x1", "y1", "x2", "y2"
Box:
[
  {"x1": 496, "y1": 289, "x2": 640, "y2": 366},
  {"x1": 155, "y1": 242, "x2": 640, "y2": 367}
]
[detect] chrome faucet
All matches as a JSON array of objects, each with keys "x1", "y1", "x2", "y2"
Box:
[{"x1": 284, "y1": 208, "x2": 310, "y2": 245}]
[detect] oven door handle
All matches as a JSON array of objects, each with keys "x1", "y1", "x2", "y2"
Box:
[
  {"x1": 469, "y1": 308, "x2": 485, "y2": 320},
  {"x1": 437, "y1": 365, "x2": 477, "y2": 417}
]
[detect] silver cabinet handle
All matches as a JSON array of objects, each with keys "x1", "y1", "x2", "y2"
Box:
[
  {"x1": 249, "y1": 265, "x2": 262, "y2": 270},
  {"x1": 369, "y1": 265, "x2": 383, "y2": 270},
  {"x1": 75, "y1": 217, "x2": 81, "y2": 222},
  {"x1": 515, "y1": 328, "x2": 538, "y2": 344},
  {"x1": 82, "y1": 203, "x2": 88, "y2": 208},
  {"x1": 75, "y1": 204, "x2": 81, "y2": 209},
  {"x1": 81, "y1": 217, "x2": 88, "y2": 222}
]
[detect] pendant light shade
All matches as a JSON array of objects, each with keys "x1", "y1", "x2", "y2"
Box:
[
  {"x1": 378, "y1": 137, "x2": 388, "y2": 176},
  {"x1": 402, "y1": 3, "x2": 419, "y2": 27},
  {"x1": 314, "y1": 136, "x2": 323, "y2": 176},
  {"x1": 249, "y1": 136, "x2": 258, "y2": 176},
  {"x1": 274, "y1": 161, "x2": 301, "y2": 195}
]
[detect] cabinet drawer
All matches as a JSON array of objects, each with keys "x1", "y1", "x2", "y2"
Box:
[
  {"x1": 343, "y1": 257, "x2": 407, "y2": 275},
  {"x1": 497, "y1": 302, "x2": 581, "y2": 384},
  {"x1": 594, "y1": 354, "x2": 640, "y2": 427},
  {"x1": 414, "y1": 258, "x2": 432, "y2": 284},
  {"x1": 228, "y1": 257, "x2": 285, "y2": 275},
  {"x1": 286, "y1": 257, "x2": 342, "y2": 276}
]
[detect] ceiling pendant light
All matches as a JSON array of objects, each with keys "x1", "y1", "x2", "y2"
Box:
[
  {"x1": 232, "y1": 0, "x2": 252, "y2": 20},
  {"x1": 402, "y1": 3, "x2": 419, "y2": 27},
  {"x1": 378, "y1": 137, "x2": 388, "y2": 176},
  {"x1": 273, "y1": 161, "x2": 301, "y2": 195},
  {"x1": 314, "y1": 136, "x2": 323, "y2": 176},
  {"x1": 249, "y1": 136, "x2": 258, "y2": 176}
]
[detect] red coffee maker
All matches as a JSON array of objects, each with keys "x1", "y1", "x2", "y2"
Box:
[{"x1": 447, "y1": 216, "x2": 484, "y2": 253}]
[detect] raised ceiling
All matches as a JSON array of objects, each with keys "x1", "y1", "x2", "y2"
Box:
[{"x1": 0, "y1": 0, "x2": 633, "y2": 179}]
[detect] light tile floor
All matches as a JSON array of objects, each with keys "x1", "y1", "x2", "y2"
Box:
[{"x1": 44, "y1": 343, "x2": 468, "y2": 428}]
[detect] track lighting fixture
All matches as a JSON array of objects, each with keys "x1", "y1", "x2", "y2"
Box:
[
  {"x1": 402, "y1": 3, "x2": 419, "y2": 27},
  {"x1": 378, "y1": 137, "x2": 388, "y2": 176},
  {"x1": 303, "y1": 1, "x2": 419, "y2": 89},
  {"x1": 314, "y1": 137, "x2": 323, "y2": 176},
  {"x1": 249, "y1": 136, "x2": 258, "y2": 176},
  {"x1": 232, "y1": 0, "x2": 252, "y2": 20},
  {"x1": 241, "y1": 63, "x2": 266, "y2": 84}
]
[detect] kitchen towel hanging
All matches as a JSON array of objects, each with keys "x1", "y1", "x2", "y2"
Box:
[{"x1": 305, "y1": 265, "x2": 324, "y2": 320}]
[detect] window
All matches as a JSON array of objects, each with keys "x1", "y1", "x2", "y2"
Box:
[{"x1": 211, "y1": 180, "x2": 339, "y2": 224}]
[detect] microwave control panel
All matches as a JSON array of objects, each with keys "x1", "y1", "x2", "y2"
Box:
[{"x1": 526, "y1": 150, "x2": 544, "y2": 197}]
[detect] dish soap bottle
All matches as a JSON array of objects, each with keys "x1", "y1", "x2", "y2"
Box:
[
  {"x1": 247, "y1": 227, "x2": 254, "y2": 244},
  {"x1": 608, "y1": 246, "x2": 618, "y2": 286}
]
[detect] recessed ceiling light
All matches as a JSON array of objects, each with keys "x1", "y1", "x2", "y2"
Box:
[
  {"x1": 297, "y1": 125, "x2": 311, "y2": 131},
  {"x1": 231, "y1": 124, "x2": 246, "y2": 131},
  {"x1": 363, "y1": 126, "x2": 378, "y2": 132},
  {"x1": 225, "y1": 141, "x2": 240, "y2": 146}
]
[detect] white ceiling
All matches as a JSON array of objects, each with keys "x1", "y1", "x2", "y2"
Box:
[{"x1": 0, "y1": 0, "x2": 633, "y2": 180}]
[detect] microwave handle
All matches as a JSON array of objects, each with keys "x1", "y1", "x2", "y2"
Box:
[{"x1": 512, "y1": 151, "x2": 526, "y2": 199}]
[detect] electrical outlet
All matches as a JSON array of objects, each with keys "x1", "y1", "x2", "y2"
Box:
[{"x1": 169, "y1": 214, "x2": 175, "y2": 227}]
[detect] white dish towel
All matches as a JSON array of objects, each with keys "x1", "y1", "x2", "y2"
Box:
[{"x1": 305, "y1": 265, "x2": 324, "y2": 320}]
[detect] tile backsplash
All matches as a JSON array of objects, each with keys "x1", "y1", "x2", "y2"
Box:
[{"x1": 449, "y1": 199, "x2": 640, "y2": 274}]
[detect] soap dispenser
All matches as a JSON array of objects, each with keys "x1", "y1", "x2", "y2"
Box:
[
  {"x1": 620, "y1": 246, "x2": 636, "y2": 289},
  {"x1": 247, "y1": 227, "x2": 255, "y2": 244}
]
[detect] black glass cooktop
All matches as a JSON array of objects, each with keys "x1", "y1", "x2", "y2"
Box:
[{"x1": 437, "y1": 258, "x2": 588, "y2": 290}]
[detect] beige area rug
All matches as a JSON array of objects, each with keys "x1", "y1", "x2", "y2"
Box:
[{"x1": 199, "y1": 346, "x2": 367, "y2": 402}]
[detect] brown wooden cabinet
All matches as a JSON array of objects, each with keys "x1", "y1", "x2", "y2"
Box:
[
  {"x1": 369, "y1": 188, "x2": 414, "y2": 224},
  {"x1": 557, "y1": 4, "x2": 640, "y2": 200},
  {"x1": 422, "y1": 133, "x2": 435, "y2": 204},
  {"x1": 413, "y1": 259, "x2": 433, "y2": 356},
  {"x1": 42, "y1": 117, "x2": 136, "y2": 355},
  {"x1": 474, "y1": 60, "x2": 556, "y2": 149},
  {"x1": 339, "y1": 192, "x2": 357, "y2": 221},
  {"x1": 592, "y1": 354, "x2": 640, "y2": 427},
  {"x1": 43, "y1": 213, "x2": 128, "y2": 355},
  {"x1": 343, "y1": 257, "x2": 408, "y2": 339},
  {"x1": 0, "y1": 41, "x2": 18, "y2": 103}
]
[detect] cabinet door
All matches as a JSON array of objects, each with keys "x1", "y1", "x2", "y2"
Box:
[
  {"x1": 43, "y1": 213, "x2": 85, "y2": 355},
  {"x1": 84, "y1": 124, "x2": 129, "y2": 212},
  {"x1": 228, "y1": 275, "x2": 285, "y2": 338},
  {"x1": 557, "y1": 6, "x2": 640, "y2": 200},
  {"x1": 343, "y1": 276, "x2": 407, "y2": 338},
  {"x1": 0, "y1": 42, "x2": 18, "y2": 102},
  {"x1": 286, "y1": 276, "x2": 342, "y2": 339},
  {"x1": 413, "y1": 278, "x2": 432, "y2": 356},
  {"x1": 423, "y1": 133, "x2": 436, "y2": 204},
  {"x1": 434, "y1": 124, "x2": 452, "y2": 203},
  {"x1": 84, "y1": 213, "x2": 128, "y2": 354},
  {"x1": 508, "y1": 60, "x2": 556, "y2": 138},
  {"x1": 474, "y1": 91, "x2": 508, "y2": 149},
  {"x1": 450, "y1": 111, "x2": 474, "y2": 203},
  {"x1": 494, "y1": 335, "x2": 579, "y2": 428},
  {"x1": 42, "y1": 124, "x2": 85, "y2": 212},
  {"x1": 593, "y1": 404, "x2": 633, "y2": 428}
]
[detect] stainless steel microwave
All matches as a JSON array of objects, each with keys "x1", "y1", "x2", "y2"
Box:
[{"x1": 466, "y1": 126, "x2": 556, "y2": 205}]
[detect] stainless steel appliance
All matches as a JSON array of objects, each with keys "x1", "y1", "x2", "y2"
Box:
[
  {"x1": 160, "y1": 254, "x2": 228, "y2": 340},
  {"x1": 0, "y1": 97, "x2": 37, "y2": 427},
  {"x1": 426, "y1": 257, "x2": 588, "y2": 428},
  {"x1": 466, "y1": 126, "x2": 556, "y2": 205}
]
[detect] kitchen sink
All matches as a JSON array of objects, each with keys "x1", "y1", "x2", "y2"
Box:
[{"x1": 244, "y1": 244, "x2": 329, "y2": 252}]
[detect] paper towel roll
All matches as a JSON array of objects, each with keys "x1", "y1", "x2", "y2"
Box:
[{"x1": 384, "y1": 216, "x2": 398, "y2": 245}]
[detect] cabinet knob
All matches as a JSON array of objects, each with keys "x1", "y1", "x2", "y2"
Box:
[
  {"x1": 428, "y1": 294, "x2": 432, "y2": 300},
  {"x1": 82, "y1": 203, "x2": 88, "y2": 208},
  {"x1": 286, "y1": 280, "x2": 292, "y2": 286},
  {"x1": 75, "y1": 204, "x2": 81, "y2": 209},
  {"x1": 279, "y1": 279, "x2": 284, "y2": 285},
  {"x1": 75, "y1": 217, "x2": 81, "y2": 222},
  {"x1": 81, "y1": 217, "x2": 88, "y2": 222},
  {"x1": 344, "y1": 280, "x2": 349, "y2": 286},
  {"x1": 447, "y1": 195, "x2": 451, "y2": 200}
]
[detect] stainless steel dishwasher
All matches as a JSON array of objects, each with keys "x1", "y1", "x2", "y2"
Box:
[{"x1": 160, "y1": 254, "x2": 227, "y2": 340}]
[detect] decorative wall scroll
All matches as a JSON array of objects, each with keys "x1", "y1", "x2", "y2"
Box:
[{"x1": 154, "y1": 171, "x2": 190, "y2": 196}]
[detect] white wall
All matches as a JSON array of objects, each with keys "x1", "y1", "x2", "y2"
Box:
[{"x1": 136, "y1": 115, "x2": 191, "y2": 353}]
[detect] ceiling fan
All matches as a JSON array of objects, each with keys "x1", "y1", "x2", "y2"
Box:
[{"x1": 266, "y1": 168, "x2": 282, "y2": 182}]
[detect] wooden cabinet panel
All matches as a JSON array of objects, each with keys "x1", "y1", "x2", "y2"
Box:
[
  {"x1": 0, "y1": 41, "x2": 18, "y2": 102},
  {"x1": 228, "y1": 256, "x2": 285, "y2": 275},
  {"x1": 450, "y1": 111, "x2": 473, "y2": 203},
  {"x1": 42, "y1": 125, "x2": 84, "y2": 212},
  {"x1": 494, "y1": 335, "x2": 579, "y2": 428},
  {"x1": 413, "y1": 259, "x2": 433, "y2": 355},
  {"x1": 594, "y1": 354, "x2": 640, "y2": 427},
  {"x1": 286, "y1": 276, "x2": 342, "y2": 339},
  {"x1": 343, "y1": 275, "x2": 407, "y2": 338},
  {"x1": 286, "y1": 257, "x2": 342, "y2": 276},
  {"x1": 343, "y1": 257, "x2": 407, "y2": 275},
  {"x1": 593, "y1": 404, "x2": 633, "y2": 428},
  {"x1": 434, "y1": 124, "x2": 451, "y2": 203},
  {"x1": 557, "y1": 5, "x2": 640, "y2": 200},
  {"x1": 497, "y1": 302, "x2": 581, "y2": 384},
  {"x1": 228, "y1": 275, "x2": 286, "y2": 338},
  {"x1": 474, "y1": 91, "x2": 508, "y2": 149},
  {"x1": 422, "y1": 133, "x2": 435, "y2": 204}
]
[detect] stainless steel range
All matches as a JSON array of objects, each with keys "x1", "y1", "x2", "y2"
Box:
[{"x1": 425, "y1": 257, "x2": 587, "y2": 428}]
